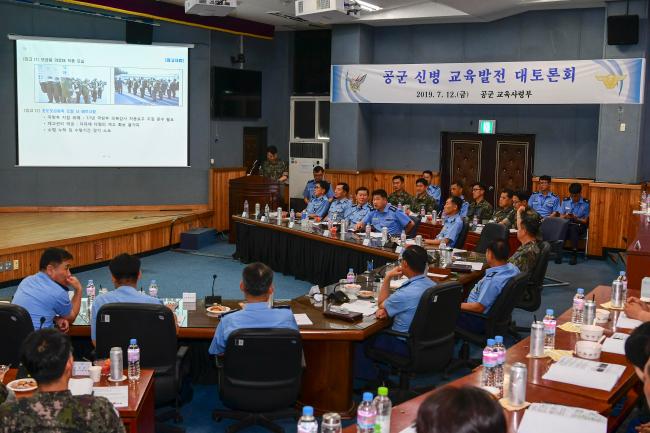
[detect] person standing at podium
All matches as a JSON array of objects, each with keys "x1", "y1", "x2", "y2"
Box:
[{"x1": 259, "y1": 146, "x2": 288, "y2": 182}]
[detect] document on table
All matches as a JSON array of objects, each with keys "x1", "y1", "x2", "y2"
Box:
[
  {"x1": 294, "y1": 313, "x2": 313, "y2": 326},
  {"x1": 427, "y1": 272, "x2": 448, "y2": 278},
  {"x1": 542, "y1": 356, "x2": 625, "y2": 391},
  {"x1": 340, "y1": 300, "x2": 378, "y2": 316},
  {"x1": 390, "y1": 276, "x2": 409, "y2": 289},
  {"x1": 517, "y1": 403, "x2": 607, "y2": 433},
  {"x1": 93, "y1": 386, "x2": 129, "y2": 408},
  {"x1": 452, "y1": 261, "x2": 483, "y2": 271},
  {"x1": 602, "y1": 333, "x2": 630, "y2": 355},
  {"x1": 616, "y1": 312, "x2": 643, "y2": 329},
  {"x1": 68, "y1": 378, "x2": 93, "y2": 395}
]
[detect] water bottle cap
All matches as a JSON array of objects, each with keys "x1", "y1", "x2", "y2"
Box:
[
  {"x1": 546, "y1": 309, "x2": 554, "y2": 315},
  {"x1": 151, "y1": 280, "x2": 156, "y2": 284},
  {"x1": 577, "y1": 288, "x2": 584, "y2": 294},
  {"x1": 349, "y1": 268, "x2": 353, "y2": 272},
  {"x1": 130, "y1": 338, "x2": 137, "y2": 345},
  {"x1": 377, "y1": 386, "x2": 388, "y2": 396},
  {"x1": 302, "y1": 406, "x2": 313, "y2": 416},
  {"x1": 486, "y1": 338, "x2": 495, "y2": 346},
  {"x1": 620, "y1": 271, "x2": 626, "y2": 276},
  {"x1": 362, "y1": 392, "x2": 373, "y2": 401},
  {"x1": 494, "y1": 336, "x2": 503, "y2": 343},
  {"x1": 88, "y1": 280, "x2": 93, "y2": 284}
]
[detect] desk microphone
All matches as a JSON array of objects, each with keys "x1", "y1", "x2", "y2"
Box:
[
  {"x1": 247, "y1": 160, "x2": 259, "y2": 176},
  {"x1": 205, "y1": 274, "x2": 221, "y2": 306}
]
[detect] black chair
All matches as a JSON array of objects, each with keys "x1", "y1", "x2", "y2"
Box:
[
  {"x1": 0, "y1": 303, "x2": 34, "y2": 366},
  {"x1": 213, "y1": 328, "x2": 302, "y2": 433},
  {"x1": 541, "y1": 217, "x2": 570, "y2": 287},
  {"x1": 474, "y1": 223, "x2": 509, "y2": 253},
  {"x1": 408, "y1": 216, "x2": 420, "y2": 238},
  {"x1": 95, "y1": 303, "x2": 189, "y2": 432},
  {"x1": 454, "y1": 272, "x2": 530, "y2": 367},
  {"x1": 364, "y1": 281, "x2": 464, "y2": 403},
  {"x1": 455, "y1": 220, "x2": 470, "y2": 249}
]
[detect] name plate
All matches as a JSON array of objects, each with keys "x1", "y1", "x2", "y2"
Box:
[
  {"x1": 182, "y1": 292, "x2": 196, "y2": 303},
  {"x1": 72, "y1": 361, "x2": 92, "y2": 377}
]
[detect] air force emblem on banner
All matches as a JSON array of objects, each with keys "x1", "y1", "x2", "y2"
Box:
[
  {"x1": 595, "y1": 73, "x2": 626, "y2": 89},
  {"x1": 346, "y1": 72, "x2": 367, "y2": 92}
]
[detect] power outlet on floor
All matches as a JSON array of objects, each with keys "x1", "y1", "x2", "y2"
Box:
[
  {"x1": 4, "y1": 261, "x2": 12, "y2": 271},
  {"x1": 13, "y1": 259, "x2": 19, "y2": 270}
]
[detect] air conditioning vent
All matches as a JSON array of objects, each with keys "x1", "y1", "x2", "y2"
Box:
[
  {"x1": 290, "y1": 142, "x2": 324, "y2": 159},
  {"x1": 297, "y1": 1, "x2": 303, "y2": 13},
  {"x1": 317, "y1": 0, "x2": 330, "y2": 10}
]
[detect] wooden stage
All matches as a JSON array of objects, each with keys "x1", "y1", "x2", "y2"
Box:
[{"x1": 0, "y1": 210, "x2": 214, "y2": 284}]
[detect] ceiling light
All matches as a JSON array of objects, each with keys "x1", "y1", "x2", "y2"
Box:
[{"x1": 354, "y1": 1, "x2": 382, "y2": 12}]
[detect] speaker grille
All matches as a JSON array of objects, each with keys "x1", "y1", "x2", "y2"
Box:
[{"x1": 290, "y1": 142, "x2": 324, "y2": 159}]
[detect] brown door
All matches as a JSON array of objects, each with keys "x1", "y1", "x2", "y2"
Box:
[
  {"x1": 440, "y1": 132, "x2": 535, "y2": 206},
  {"x1": 243, "y1": 127, "x2": 267, "y2": 173}
]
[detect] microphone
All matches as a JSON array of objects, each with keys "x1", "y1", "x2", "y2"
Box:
[
  {"x1": 247, "y1": 160, "x2": 259, "y2": 176},
  {"x1": 204, "y1": 274, "x2": 221, "y2": 306},
  {"x1": 39, "y1": 317, "x2": 46, "y2": 329}
]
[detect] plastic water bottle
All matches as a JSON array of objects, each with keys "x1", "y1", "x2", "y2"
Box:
[
  {"x1": 493, "y1": 336, "x2": 506, "y2": 388},
  {"x1": 481, "y1": 339, "x2": 497, "y2": 387},
  {"x1": 420, "y1": 205, "x2": 426, "y2": 217},
  {"x1": 127, "y1": 338, "x2": 140, "y2": 381},
  {"x1": 400, "y1": 230, "x2": 407, "y2": 244},
  {"x1": 264, "y1": 203, "x2": 270, "y2": 218},
  {"x1": 381, "y1": 227, "x2": 388, "y2": 244},
  {"x1": 332, "y1": 211, "x2": 338, "y2": 222},
  {"x1": 543, "y1": 309, "x2": 556, "y2": 350},
  {"x1": 571, "y1": 288, "x2": 585, "y2": 324},
  {"x1": 290, "y1": 209, "x2": 295, "y2": 223},
  {"x1": 86, "y1": 280, "x2": 96, "y2": 305},
  {"x1": 472, "y1": 215, "x2": 479, "y2": 230},
  {"x1": 346, "y1": 268, "x2": 355, "y2": 284},
  {"x1": 619, "y1": 271, "x2": 628, "y2": 303},
  {"x1": 297, "y1": 406, "x2": 318, "y2": 433},
  {"x1": 365, "y1": 223, "x2": 372, "y2": 237},
  {"x1": 301, "y1": 210, "x2": 308, "y2": 227},
  {"x1": 148, "y1": 280, "x2": 158, "y2": 298},
  {"x1": 373, "y1": 387, "x2": 391, "y2": 433},
  {"x1": 243, "y1": 200, "x2": 249, "y2": 217},
  {"x1": 357, "y1": 392, "x2": 377, "y2": 433}
]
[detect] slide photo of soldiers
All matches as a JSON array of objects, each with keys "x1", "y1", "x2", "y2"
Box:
[
  {"x1": 114, "y1": 67, "x2": 181, "y2": 106},
  {"x1": 35, "y1": 64, "x2": 109, "y2": 105}
]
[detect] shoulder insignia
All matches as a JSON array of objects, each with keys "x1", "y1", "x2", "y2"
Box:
[
  {"x1": 563, "y1": 197, "x2": 570, "y2": 201},
  {"x1": 273, "y1": 305, "x2": 291, "y2": 309},
  {"x1": 388, "y1": 205, "x2": 397, "y2": 211},
  {"x1": 583, "y1": 198, "x2": 590, "y2": 203}
]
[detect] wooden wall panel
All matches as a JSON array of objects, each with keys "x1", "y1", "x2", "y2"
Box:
[{"x1": 211, "y1": 168, "x2": 247, "y2": 231}]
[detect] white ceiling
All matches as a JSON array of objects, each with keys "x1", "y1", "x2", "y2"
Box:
[{"x1": 165, "y1": 0, "x2": 606, "y2": 31}]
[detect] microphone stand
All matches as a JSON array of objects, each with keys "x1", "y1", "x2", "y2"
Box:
[{"x1": 204, "y1": 274, "x2": 221, "y2": 306}]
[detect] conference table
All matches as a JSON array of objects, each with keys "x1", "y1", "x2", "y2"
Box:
[
  {"x1": 343, "y1": 284, "x2": 641, "y2": 433},
  {"x1": 3, "y1": 368, "x2": 155, "y2": 433},
  {"x1": 417, "y1": 220, "x2": 521, "y2": 255},
  {"x1": 626, "y1": 212, "x2": 650, "y2": 291}
]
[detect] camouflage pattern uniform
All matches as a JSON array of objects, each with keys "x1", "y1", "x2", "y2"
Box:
[
  {"x1": 505, "y1": 206, "x2": 541, "y2": 230},
  {"x1": 508, "y1": 240, "x2": 541, "y2": 273},
  {"x1": 492, "y1": 206, "x2": 516, "y2": 228},
  {"x1": 0, "y1": 390, "x2": 126, "y2": 433},
  {"x1": 466, "y1": 199, "x2": 494, "y2": 222},
  {"x1": 0, "y1": 383, "x2": 6, "y2": 405},
  {"x1": 410, "y1": 193, "x2": 438, "y2": 214},
  {"x1": 387, "y1": 190, "x2": 412, "y2": 207},
  {"x1": 259, "y1": 159, "x2": 288, "y2": 181}
]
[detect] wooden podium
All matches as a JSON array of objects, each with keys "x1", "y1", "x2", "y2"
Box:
[{"x1": 228, "y1": 175, "x2": 288, "y2": 243}]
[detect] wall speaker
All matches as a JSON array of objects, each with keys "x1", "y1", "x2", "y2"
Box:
[{"x1": 607, "y1": 15, "x2": 639, "y2": 45}]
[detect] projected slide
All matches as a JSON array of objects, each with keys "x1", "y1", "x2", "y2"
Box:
[{"x1": 16, "y1": 38, "x2": 189, "y2": 167}]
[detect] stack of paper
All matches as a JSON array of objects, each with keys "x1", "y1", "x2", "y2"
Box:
[
  {"x1": 340, "y1": 300, "x2": 378, "y2": 317},
  {"x1": 602, "y1": 333, "x2": 629, "y2": 355},
  {"x1": 616, "y1": 312, "x2": 643, "y2": 329},
  {"x1": 452, "y1": 261, "x2": 483, "y2": 271},
  {"x1": 68, "y1": 378, "x2": 93, "y2": 395},
  {"x1": 517, "y1": 403, "x2": 607, "y2": 433},
  {"x1": 542, "y1": 356, "x2": 625, "y2": 391},
  {"x1": 93, "y1": 386, "x2": 129, "y2": 407},
  {"x1": 293, "y1": 313, "x2": 313, "y2": 326}
]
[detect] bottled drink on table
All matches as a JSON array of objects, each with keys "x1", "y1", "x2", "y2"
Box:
[
  {"x1": 472, "y1": 215, "x2": 479, "y2": 230},
  {"x1": 264, "y1": 204, "x2": 270, "y2": 218},
  {"x1": 127, "y1": 338, "x2": 140, "y2": 381},
  {"x1": 620, "y1": 271, "x2": 628, "y2": 302},
  {"x1": 381, "y1": 227, "x2": 388, "y2": 244},
  {"x1": 297, "y1": 406, "x2": 318, "y2": 433},
  {"x1": 493, "y1": 336, "x2": 506, "y2": 388},
  {"x1": 571, "y1": 288, "x2": 585, "y2": 324},
  {"x1": 420, "y1": 206, "x2": 426, "y2": 217},
  {"x1": 290, "y1": 209, "x2": 295, "y2": 223},
  {"x1": 400, "y1": 230, "x2": 406, "y2": 244},
  {"x1": 365, "y1": 224, "x2": 372, "y2": 238},
  {"x1": 243, "y1": 200, "x2": 249, "y2": 217},
  {"x1": 148, "y1": 280, "x2": 158, "y2": 298},
  {"x1": 373, "y1": 387, "x2": 392, "y2": 433},
  {"x1": 322, "y1": 412, "x2": 342, "y2": 433},
  {"x1": 346, "y1": 268, "x2": 355, "y2": 284},
  {"x1": 481, "y1": 339, "x2": 497, "y2": 387},
  {"x1": 86, "y1": 280, "x2": 96, "y2": 305},
  {"x1": 357, "y1": 392, "x2": 377, "y2": 433},
  {"x1": 543, "y1": 309, "x2": 556, "y2": 350}
]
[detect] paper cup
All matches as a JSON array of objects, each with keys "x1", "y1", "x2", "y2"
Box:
[{"x1": 89, "y1": 366, "x2": 102, "y2": 383}]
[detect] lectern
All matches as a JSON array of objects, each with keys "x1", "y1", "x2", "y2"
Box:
[{"x1": 228, "y1": 175, "x2": 287, "y2": 243}]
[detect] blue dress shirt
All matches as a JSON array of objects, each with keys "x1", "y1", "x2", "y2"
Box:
[
  {"x1": 305, "y1": 196, "x2": 330, "y2": 218},
  {"x1": 559, "y1": 197, "x2": 590, "y2": 219},
  {"x1": 530, "y1": 191, "x2": 561, "y2": 218},
  {"x1": 303, "y1": 179, "x2": 334, "y2": 201},
  {"x1": 436, "y1": 214, "x2": 464, "y2": 247},
  {"x1": 12, "y1": 272, "x2": 72, "y2": 330},
  {"x1": 459, "y1": 195, "x2": 469, "y2": 217},
  {"x1": 426, "y1": 185, "x2": 441, "y2": 204},
  {"x1": 327, "y1": 198, "x2": 352, "y2": 221},
  {"x1": 383, "y1": 274, "x2": 435, "y2": 333},
  {"x1": 466, "y1": 263, "x2": 520, "y2": 313},
  {"x1": 344, "y1": 203, "x2": 372, "y2": 225},
  {"x1": 362, "y1": 203, "x2": 412, "y2": 235},
  {"x1": 208, "y1": 302, "x2": 299, "y2": 355}
]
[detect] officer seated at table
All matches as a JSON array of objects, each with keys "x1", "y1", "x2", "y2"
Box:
[
  {"x1": 424, "y1": 197, "x2": 464, "y2": 247},
  {"x1": 355, "y1": 189, "x2": 414, "y2": 235},
  {"x1": 343, "y1": 186, "x2": 372, "y2": 225},
  {"x1": 529, "y1": 175, "x2": 560, "y2": 218},
  {"x1": 559, "y1": 183, "x2": 590, "y2": 265},
  {"x1": 208, "y1": 262, "x2": 298, "y2": 356},
  {"x1": 450, "y1": 180, "x2": 469, "y2": 217},
  {"x1": 0, "y1": 329, "x2": 126, "y2": 433},
  {"x1": 303, "y1": 165, "x2": 334, "y2": 205},
  {"x1": 491, "y1": 189, "x2": 516, "y2": 228},
  {"x1": 302, "y1": 180, "x2": 331, "y2": 219},
  {"x1": 325, "y1": 182, "x2": 352, "y2": 222}
]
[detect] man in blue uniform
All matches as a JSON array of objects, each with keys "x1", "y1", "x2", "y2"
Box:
[
  {"x1": 344, "y1": 186, "x2": 372, "y2": 225},
  {"x1": 458, "y1": 240, "x2": 520, "y2": 333},
  {"x1": 422, "y1": 170, "x2": 441, "y2": 205},
  {"x1": 356, "y1": 189, "x2": 414, "y2": 235},
  {"x1": 91, "y1": 254, "x2": 163, "y2": 345},
  {"x1": 326, "y1": 182, "x2": 352, "y2": 222},
  {"x1": 208, "y1": 262, "x2": 298, "y2": 355},
  {"x1": 530, "y1": 175, "x2": 561, "y2": 218},
  {"x1": 12, "y1": 248, "x2": 83, "y2": 332},
  {"x1": 303, "y1": 166, "x2": 334, "y2": 204},
  {"x1": 303, "y1": 180, "x2": 331, "y2": 218},
  {"x1": 425, "y1": 197, "x2": 464, "y2": 247},
  {"x1": 450, "y1": 180, "x2": 469, "y2": 217},
  {"x1": 560, "y1": 183, "x2": 590, "y2": 265}
]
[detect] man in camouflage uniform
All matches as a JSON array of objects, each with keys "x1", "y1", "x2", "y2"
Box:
[
  {"x1": 492, "y1": 189, "x2": 516, "y2": 228},
  {"x1": 0, "y1": 382, "x2": 7, "y2": 404},
  {"x1": 0, "y1": 329, "x2": 125, "y2": 433},
  {"x1": 259, "y1": 146, "x2": 288, "y2": 182},
  {"x1": 388, "y1": 175, "x2": 412, "y2": 207},
  {"x1": 466, "y1": 182, "x2": 494, "y2": 222},
  {"x1": 505, "y1": 190, "x2": 541, "y2": 230},
  {"x1": 410, "y1": 177, "x2": 437, "y2": 214},
  {"x1": 508, "y1": 209, "x2": 542, "y2": 273}
]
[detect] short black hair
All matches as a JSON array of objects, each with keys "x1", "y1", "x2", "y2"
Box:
[
  {"x1": 626, "y1": 322, "x2": 650, "y2": 370},
  {"x1": 266, "y1": 145, "x2": 278, "y2": 155},
  {"x1": 315, "y1": 180, "x2": 330, "y2": 192},
  {"x1": 500, "y1": 189, "x2": 514, "y2": 199},
  {"x1": 242, "y1": 262, "x2": 273, "y2": 297},
  {"x1": 416, "y1": 386, "x2": 506, "y2": 433},
  {"x1": 39, "y1": 248, "x2": 73, "y2": 270},
  {"x1": 21, "y1": 329, "x2": 72, "y2": 385},
  {"x1": 513, "y1": 190, "x2": 531, "y2": 203},
  {"x1": 451, "y1": 180, "x2": 464, "y2": 188},
  {"x1": 422, "y1": 170, "x2": 433, "y2": 177},
  {"x1": 372, "y1": 189, "x2": 388, "y2": 199},
  {"x1": 539, "y1": 175, "x2": 552, "y2": 182},
  {"x1": 313, "y1": 165, "x2": 324, "y2": 173},
  {"x1": 109, "y1": 253, "x2": 141, "y2": 283},
  {"x1": 568, "y1": 183, "x2": 582, "y2": 195},
  {"x1": 472, "y1": 182, "x2": 486, "y2": 191},
  {"x1": 486, "y1": 239, "x2": 509, "y2": 261},
  {"x1": 449, "y1": 196, "x2": 463, "y2": 211},
  {"x1": 336, "y1": 182, "x2": 350, "y2": 194},
  {"x1": 519, "y1": 210, "x2": 541, "y2": 236},
  {"x1": 392, "y1": 175, "x2": 405, "y2": 183},
  {"x1": 355, "y1": 186, "x2": 369, "y2": 194},
  {"x1": 416, "y1": 177, "x2": 429, "y2": 187},
  {"x1": 402, "y1": 245, "x2": 428, "y2": 274}
]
